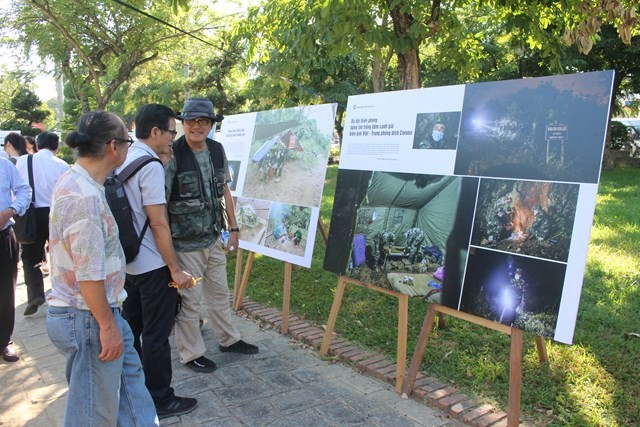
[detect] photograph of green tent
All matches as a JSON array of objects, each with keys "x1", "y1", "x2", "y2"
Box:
[{"x1": 324, "y1": 170, "x2": 477, "y2": 297}]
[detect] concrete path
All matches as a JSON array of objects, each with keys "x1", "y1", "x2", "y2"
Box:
[{"x1": 1, "y1": 267, "x2": 464, "y2": 427}]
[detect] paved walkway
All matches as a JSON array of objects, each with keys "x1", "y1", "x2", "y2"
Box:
[{"x1": 0, "y1": 267, "x2": 465, "y2": 427}]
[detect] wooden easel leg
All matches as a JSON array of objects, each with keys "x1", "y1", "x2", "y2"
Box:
[
  {"x1": 535, "y1": 335, "x2": 548, "y2": 363},
  {"x1": 507, "y1": 328, "x2": 523, "y2": 427},
  {"x1": 320, "y1": 276, "x2": 348, "y2": 355},
  {"x1": 232, "y1": 248, "x2": 244, "y2": 307},
  {"x1": 233, "y1": 251, "x2": 255, "y2": 311},
  {"x1": 317, "y1": 218, "x2": 329, "y2": 244},
  {"x1": 282, "y1": 262, "x2": 292, "y2": 334},
  {"x1": 396, "y1": 293, "x2": 409, "y2": 393},
  {"x1": 401, "y1": 304, "x2": 437, "y2": 396}
]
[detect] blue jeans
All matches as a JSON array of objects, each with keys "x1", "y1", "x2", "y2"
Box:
[{"x1": 47, "y1": 306, "x2": 159, "y2": 427}]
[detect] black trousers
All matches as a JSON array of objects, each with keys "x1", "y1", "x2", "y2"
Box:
[
  {"x1": 21, "y1": 207, "x2": 49, "y2": 304},
  {"x1": 122, "y1": 265, "x2": 178, "y2": 404},
  {"x1": 0, "y1": 227, "x2": 19, "y2": 349}
]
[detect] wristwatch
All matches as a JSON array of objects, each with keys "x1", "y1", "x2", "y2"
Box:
[
  {"x1": 229, "y1": 227, "x2": 240, "y2": 232},
  {"x1": 9, "y1": 207, "x2": 17, "y2": 215}
]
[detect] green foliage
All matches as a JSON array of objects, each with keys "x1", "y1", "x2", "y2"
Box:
[
  {"x1": 0, "y1": 88, "x2": 50, "y2": 135},
  {"x1": 56, "y1": 144, "x2": 75, "y2": 164}
]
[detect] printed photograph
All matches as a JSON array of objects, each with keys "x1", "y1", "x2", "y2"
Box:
[
  {"x1": 228, "y1": 160, "x2": 241, "y2": 192},
  {"x1": 412, "y1": 111, "x2": 461, "y2": 150},
  {"x1": 470, "y1": 178, "x2": 579, "y2": 262},
  {"x1": 242, "y1": 104, "x2": 336, "y2": 207},
  {"x1": 324, "y1": 170, "x2": 475, "y2": 298},
  {"x1": 454, "y1": 71, "x2": 613, "y2": 183},
  {"x1": 261, "y1": 202, "x2": 312, "y2": 256},
  {"x1": 459, "y1": 248, "x2": 566, "y2": 338},
  {"x1": 236, "y1": 198, "x2": 269, "y2": 244}
]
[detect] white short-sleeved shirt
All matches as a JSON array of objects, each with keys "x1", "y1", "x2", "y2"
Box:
[
  {"x1": 16, "y1": 149, "x2": 70, "y2": 207},
  {"x1": 117, "y1": 142, "x2": 167, "y2": 275}
]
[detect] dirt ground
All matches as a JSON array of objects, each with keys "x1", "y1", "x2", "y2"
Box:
[
  {"x1": 242, "y1": 154, "x2": 326, "y2": 207},
  {"x1": 262, "y1": 232, "x2": 307, "y2": 256}
]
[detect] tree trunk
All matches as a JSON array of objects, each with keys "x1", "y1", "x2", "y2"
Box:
[{"x1": 386, "y1": 1, "x2": 422, "y2": 90}]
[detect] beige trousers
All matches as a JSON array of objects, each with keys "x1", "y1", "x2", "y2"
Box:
[{"x1": 174, "y1": 240, "x2": 241, "y2": 364}]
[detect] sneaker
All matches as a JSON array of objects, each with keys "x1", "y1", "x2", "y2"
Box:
[
  {"x1": 219, "y1": 339, "x2": 259, "y2": 355},
  {"x1": 155, "y1": 396, "x2": 197, "y2": 419},
  {"x1": 23, "y1": 297, "x2": 45, "y2": 316},
  {"x1": 2, "y1": 343, "x2": 19, "y2": 362},
  {"x1": 185, "y1": 356, "x2": 217, "y2": 373}
]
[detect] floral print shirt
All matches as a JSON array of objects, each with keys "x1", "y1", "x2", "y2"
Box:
[{"x1": 48, "y1": 163, "x2": 127, "y2": 309}]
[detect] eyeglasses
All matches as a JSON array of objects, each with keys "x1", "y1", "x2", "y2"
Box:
[
  {"x1": 109, "y1": 137, "x2": 134, "y2": 147},
  {"x1": 158, "y1": 128, "x2": 178, "y2": 139},
  {"x1": 184, "y1": 118, "x2": 212, "y2": 127}
]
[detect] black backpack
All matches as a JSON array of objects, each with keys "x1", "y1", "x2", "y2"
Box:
[{"x1": 105, "y1": 155, "x2": 162, "y2": 263}]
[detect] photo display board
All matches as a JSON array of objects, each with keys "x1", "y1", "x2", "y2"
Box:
[
  {"x1": 219, "y1": 104, "x2": 337, "y2": 268},
  {"x1": 323, "y1": 71, "x2": 614, "y2": 344}
]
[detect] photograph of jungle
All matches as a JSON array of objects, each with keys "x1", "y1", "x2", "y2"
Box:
[
  {"x1": 242, "y1": 104, "x2": 336, "y2": 207},
  {"x1": 236, "y1": 198, "x2": 270, "y2": 244},
  {"x1": 470, "y1": 178, "x2": 579, "y2": 262},
  {"x1": 324, "y1": 170, "x2": 477, "y2": 298},
  {"x1": 261, "y1": 202, "x2": 312, "y2": 256},
  {"x1": 459, "y1": 247, "x2": 566, "y2": 338},
  {"x1": 412, "y1": 111, "x2": 461, "y2": 150},
  {"x1": 454, "y1": 70, "x2": 613, "y2": 183}
]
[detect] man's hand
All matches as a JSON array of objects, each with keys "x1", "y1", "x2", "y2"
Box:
[
  {"x1": 225, "y1": 231, "x2": 239, "y2": 253},
  {"x1": 171, "y1": 270, "x2": 195, "y2": 289},
  {"x1": 0, "y1": 208, "x2": 14, "y2": 230},
  {"x1": 98, "y1": 320, "x2": 124, "y2": 362}
]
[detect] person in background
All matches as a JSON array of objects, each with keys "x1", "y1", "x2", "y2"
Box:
[
  {"x1": 16, "y1": 132, "x2": 70, "y2": 316},
  {"x1": 4, "y1": 133, "x2": 27, "y2": 164},
  {"x1": 47, "y1": 111, "x2": 158, "y2": 426},
  {"x1": 24, "y1": 136, "x2": 38, "y2": 154},
  {"x1": 119, "y1": 104, "x2": 197, "y2": 418},
  {"x1": 0, "y1": 157, "x2": 32, "y2": 363},
  {"x1": 166, "y1": 98, "x2": 258, "y2": 374}
]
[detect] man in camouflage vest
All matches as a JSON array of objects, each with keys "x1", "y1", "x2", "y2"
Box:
[{"x1": 166, "y1": 98, "x2": 258, "y2": 374}]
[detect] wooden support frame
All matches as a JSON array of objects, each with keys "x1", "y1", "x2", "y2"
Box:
[
  {"x1": 232, "y1": 217, "x2": 330, "y2": 334},
  {"x1": 320, "y1": 276, "x2": 409, "y2": 393},
  {"x1": 232, "y1": 250, "x2": 294, "y2": 334},
  {"x1": 402, "y1": 303, "x2": 548, "y2": 427}
]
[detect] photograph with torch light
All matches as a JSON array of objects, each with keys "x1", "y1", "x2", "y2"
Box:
[
  {"x1": 470, "y1": 178, "x2": 579, "y2": 262},
  {"x1": 459, "y1": 248, "x2": 566, "y2": 338},
  {"x1": 453, "y1": 71, "x2": 612, "y2": 183}
]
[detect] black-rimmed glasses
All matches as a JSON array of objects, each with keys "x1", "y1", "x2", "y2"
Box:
[
  {"x1": 110, "y1": 137, "x2": 134, "y2": 147},
  {"x1": 159, "y1": 128, "x2": 178, "y2": 139}
]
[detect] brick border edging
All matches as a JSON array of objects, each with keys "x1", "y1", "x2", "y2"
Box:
[{"x1": 237, "y1": 297, "x2": 533, "y2": 427}]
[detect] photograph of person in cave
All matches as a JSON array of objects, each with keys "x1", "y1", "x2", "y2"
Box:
[
  {"x1": 459, "y1": 248, "x2": 566, "y2": 338},
  {"x1": 470, "y1": 178, "x2": 579, "y2": 262},
  {"x1": 453, "y1": 71, "x2": 613, "y2": 184}
]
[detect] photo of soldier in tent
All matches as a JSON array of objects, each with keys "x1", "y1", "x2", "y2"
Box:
[
  {"x1": 470, "y1": 178, "x2": 579, "y2": 262},
  {"x1": 243, "y1": 105, "x2": 336, "y2": 207},
  {"x1": 324, "y1": 169, "x2": 478, "y2": 298},
  {"x1": 236, "y1": 197, "x2": 269, "y2": 244},
  {"x1": 459, "y1": 248, "x2": 566, "y2": 338},
  {"x1": 412, "y1": 111, "x2": 461, "y2": 150},
  {"x1": 453, "y1": 71, "x2": 613, "y2": 184},
  {"x1": 261, "y1": 202, "x2": 311, "y2": 256}
]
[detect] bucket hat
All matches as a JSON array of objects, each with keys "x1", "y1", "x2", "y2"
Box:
[{"x1": 177, "y1": 98, "x2": 224, "y2": 122}]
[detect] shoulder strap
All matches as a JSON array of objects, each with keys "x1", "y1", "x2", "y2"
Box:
[
  {"x1": 117, "y1": 154, "x2": 162, "y2": 248},
  {"x1": 27, "y1": 154, "x2": 35, "y2": 204},
  {"x1": 117, "y1": 155, "x2": 162, "y2": 182}
]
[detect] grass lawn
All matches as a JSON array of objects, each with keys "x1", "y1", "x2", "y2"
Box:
[{"x1": 229, "y1": 165, "x2": 640, "y2": 427}]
